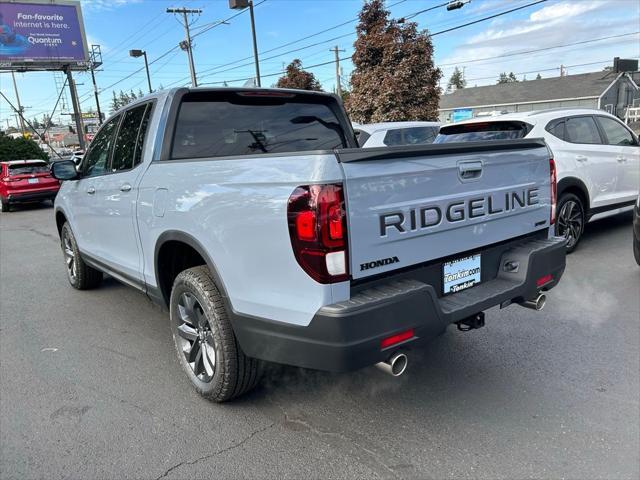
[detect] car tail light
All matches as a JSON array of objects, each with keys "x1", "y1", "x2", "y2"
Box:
[
  {"x1": 549, "y1": 158, "x2": 557, "y2": 225},
  {"x1": 287, "y1": 183, "x2": 349, "y2": 283},
  {"x1": 381, "y1": 328, "x2": 415, "y2": 349}
]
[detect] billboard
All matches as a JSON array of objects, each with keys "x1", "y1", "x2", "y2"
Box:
[
  {"x1": 451, "y1": 108, "x2": 473, "y2": 123},
  {"x1": 0, "y1": 0, "x2": 89, "y2": 70}
]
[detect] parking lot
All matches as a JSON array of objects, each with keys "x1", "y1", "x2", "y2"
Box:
[{"x1": 0, "y1": 205, "x2": 638, "y2": 479}]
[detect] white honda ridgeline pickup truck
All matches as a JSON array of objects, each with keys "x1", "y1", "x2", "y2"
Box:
[{"x1": 51, "y1": 88, "x2": 566, "y2": 402}]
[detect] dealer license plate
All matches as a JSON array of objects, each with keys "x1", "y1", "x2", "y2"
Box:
[
  {"x1": 443, "y1": 254, "x2": 481, "y2": 295},
  {"x1": 28, "y1": 178, "x2": 38, "y2": 184}
]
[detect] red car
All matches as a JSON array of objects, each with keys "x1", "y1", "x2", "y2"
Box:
[{"x1": 0, "y1": 159, "x2": 60, "y2": 212}]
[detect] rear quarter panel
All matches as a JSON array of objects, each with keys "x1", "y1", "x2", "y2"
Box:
[{"x1": 138, "y1": 153, "x2": 348, "y2": 326}]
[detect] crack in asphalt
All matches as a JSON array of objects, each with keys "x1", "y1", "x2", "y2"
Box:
[
  {"x1": 275, "y1": 404, "x2": 401, "y2": 478},
  {"x1": 154, "y1": 422, "x2": 276, "y2": 479}
]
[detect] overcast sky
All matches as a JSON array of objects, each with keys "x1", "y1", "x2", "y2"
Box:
[{"x1": 1, "y1": 0, "x2": 638, "y2": 128}]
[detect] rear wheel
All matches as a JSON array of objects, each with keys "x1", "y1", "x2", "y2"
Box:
[
  {"x1": 555, "y1": 193, "x2": 585, "y2": 253},
  {"x1": 60, "y1": 223, "x2": 103, "y2": 289},
  {"x1": 0, "y1": 199, "x2": 9, "y2": 212},
  {"x1": 170, "y1": 266, "x2": 262, "y2": 402}
]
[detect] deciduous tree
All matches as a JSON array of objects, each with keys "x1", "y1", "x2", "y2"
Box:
[
  {"x1": 346, "y1": 0, "x2": 442, "y2": 123},
  {"x1": 275, "y1": 59, "x2": 323, "y2": 91}
]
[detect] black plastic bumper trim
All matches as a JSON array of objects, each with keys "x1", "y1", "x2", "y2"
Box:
[{"x1": 230, "y1": 236, "x2": 567, "y2": 372}]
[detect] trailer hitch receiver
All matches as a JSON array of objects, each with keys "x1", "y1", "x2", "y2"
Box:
[{"x1": 456, "y1": 312, "x2": 485, "y2": 332}]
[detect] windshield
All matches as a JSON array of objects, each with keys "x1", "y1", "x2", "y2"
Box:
[
  {"x1": 171, "y1": 92, "x2": 348, "y2": 160},
  {"x1": 435, "y1": 121, "x2": 531, "y2": 143},
  {"x1": 8, "y1": 162, "x2": 49, "y2": 175}
]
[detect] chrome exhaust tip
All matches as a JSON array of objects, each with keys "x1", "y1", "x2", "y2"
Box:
[
  {"x1": 519, "y1": 293, "x2": 546, "y2": 311},
  {"x1": 375, "y1": 352, "x2": 408, "y2": 377}
]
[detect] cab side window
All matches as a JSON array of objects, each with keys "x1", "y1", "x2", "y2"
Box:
[
  {"x1": 111, "y1": 103, "x2": 152, "y2": 172},
  {"x1": 84, "y1": 115, "x2": 120, "y2": 178}
]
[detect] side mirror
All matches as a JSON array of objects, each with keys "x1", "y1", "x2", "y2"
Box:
[{"x1": 51, "y1": 160, "x2": 79, "y2": 181}]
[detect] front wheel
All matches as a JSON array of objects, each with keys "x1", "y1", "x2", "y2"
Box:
[
  {"x1": 60, "y1": 223, "x2": 103, "y2": 289},
  {"x1": 170, "y1": 266, "x2": 263, "y2": 402},
  {"x1": 0, "y1": 199, "x2": 9, "y2": 212},
  {"x1": 555, "y1": 193, "x2": 585, "y2": 253}
]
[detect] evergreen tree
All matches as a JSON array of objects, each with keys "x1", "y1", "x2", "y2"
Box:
[
  {"x1": 275, "y1": 59, "x2": 323, "y2": 91},
  {"x1": 497, "y1": 72, "x2": 519, "y2": 84},
  {"x1": 447, "y1": 67, "x2": 466, "y2": 92},
  {"x1": 346, "y1": 0, "x2": 441, "y2": 122}
]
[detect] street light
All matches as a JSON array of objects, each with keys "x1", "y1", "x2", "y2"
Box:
[
  {"x1": 229, "y1": 0, "x2": 261, "y2": 87},
  {"x1": 129, "y1": 49, "x2": 152, "y2": 93}
]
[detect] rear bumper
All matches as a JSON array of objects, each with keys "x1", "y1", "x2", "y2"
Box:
[
  {"x1": 3, "y1": 188, "x2": 59, "y2": 203},
  {"x1": 231, "y1": 236, "x2": 567, "y2": 372}
]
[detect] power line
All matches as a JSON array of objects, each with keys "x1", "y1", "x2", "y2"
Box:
[
  {"x1": 464, "y1": 60, "x2": 619, "y2": 83},
  {"x1": 438, "y1": 31, "x2": 640, "y2": 68}
]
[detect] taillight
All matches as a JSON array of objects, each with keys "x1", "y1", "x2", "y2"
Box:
[
  {"x1": 550, "y1": 158, "x2": 557, "y2": 225},
  {"x1": 287, "y1": 183, "x2": 349, "y2": 283}
]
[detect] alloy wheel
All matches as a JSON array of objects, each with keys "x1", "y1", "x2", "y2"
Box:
[
  {"x1": 557, "y1": 199, "x2": 583, "y2": 249},
  {"x1": 63, "y1": 232, "x2": 77, "y2": 282},
  {"x1": 175, "y1": 292, "x2": 216, "y2": 382}
]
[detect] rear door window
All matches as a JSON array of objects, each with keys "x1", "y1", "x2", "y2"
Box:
[
  {"x1": 383, "y1": 126, "x2": 439, "y2": 146},
  {"x1": 595, "y1": 116, "x2": 636, "y2": 146},
  {"x1": 171, "y1": 92, "x2": 348, "y2": 159},
  {"x1": 564, "y1": 116, "x2": 602, "y2": 145},
  {"x1": 111, "y1": 103, "x2": 152, "y2": 172},
  {"x1": 435, "y1": 121, "x2": 531, "y2": 143}
]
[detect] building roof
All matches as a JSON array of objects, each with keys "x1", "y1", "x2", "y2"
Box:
[{"x1": 439, "y1": 71, "x2": 624, "y2": 111}]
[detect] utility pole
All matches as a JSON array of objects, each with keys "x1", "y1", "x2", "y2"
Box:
[
  {"x1": 229, "y1": 0, "x2": 261, "y2": 87},
  {"x1": 330, "y1": 46, "x2": 345, "y2": 97},
  {"x1": 167, "y1": 7, "x2": 202, "y2": 87},
  {"x1": 65, "y1": 66, "x2": 85, "y2": 150},
  {"x1": 90, "y1": 45, "x2": 104, "y2": 125},
  {"x1": 11, "y1": 71, "x2": 26, "y2": 136}
]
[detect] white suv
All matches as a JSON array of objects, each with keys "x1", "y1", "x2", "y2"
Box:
[
  {"x1": 436, "y1": 109, "x2": 640, "y2": 252},
  {"x1": 354, "y1": 121, "x2": 441, "y2": 148}
]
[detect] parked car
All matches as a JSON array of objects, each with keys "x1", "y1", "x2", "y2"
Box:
[
  {"x1": 0, "y1": 159, "x2": 60, "y2": 212},
  {"x1": 435, "y1": 109, "x2": 640, "y2": 252},
  {"x1": 354, "y1": 121, "x2": 441, "y2": 148},
  {"x1": 52, "y1": 88, "x2": 565, "y2": 402},
  {"x1": 634, "y1": 195, "x2": 640, "y2": 266}
]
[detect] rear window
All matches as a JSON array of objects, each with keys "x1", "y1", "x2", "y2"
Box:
[
  {"x1": 383, "y1": 126, "x2": 439, "y2": 146},
  {"x1": 8, "y1": 162, "x2": 48, "y2": 175},
  {"x1": 171, "y1": 92, "x2": 348, "y2": 159},
  {"x1": 434, "y1": 121, "x2": 531, "y2": 143}
]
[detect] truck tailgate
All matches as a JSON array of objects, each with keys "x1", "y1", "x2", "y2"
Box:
[{"x1": 337, "y1": 139, "x2": 552, "y2": 280}]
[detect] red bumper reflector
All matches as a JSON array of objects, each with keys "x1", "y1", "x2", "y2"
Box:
[
  {"x1": 536, "y1": 274, "x2": 553, "y2": 287},
  {"x1": 381, "y1": 328, "x2": 414, "y2": 349}
]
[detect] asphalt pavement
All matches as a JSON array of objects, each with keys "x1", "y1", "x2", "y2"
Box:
[{"x1": 1, "y1": 205, "x2": 638, "y2": 479}]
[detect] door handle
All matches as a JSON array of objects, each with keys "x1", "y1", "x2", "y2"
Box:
[
  {"x1": 458, "y1": 161, "x2": 483, "y2": 180},
  {"x1": 120, "y1": 183, "x2": 132, "y2": 192},
  {"x1": 575, "y1": 155, "x2": 588, "y2": 162},
  {"x1": 87, "y1": 186, "x2": 95, "y2": 194}
]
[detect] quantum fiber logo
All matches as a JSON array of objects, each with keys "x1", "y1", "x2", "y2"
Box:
[{"x1": 360, "y1": 256, "x2": 400, "y2": 271}]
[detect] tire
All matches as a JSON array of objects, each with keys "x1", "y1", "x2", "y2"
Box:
[
  {"x1": 60, "y1": 222, "x2": 103, "y2": 289},
  {"x1": 555, "y1": 193, "x2": 585, "y2": 253},
  {"x1": 170, "y1": 266, "x2": 263, "y2": 402},
  {"x1": 0, "y1": 200, "x2": 9, "y2": 212},
  {"x1": 634, "y1": 233, "x2": 640, "y2": 267}
]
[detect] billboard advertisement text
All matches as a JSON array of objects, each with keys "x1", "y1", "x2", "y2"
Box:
[{"x1": 0, "y1": 0, "x2": 88, "y2": 68}]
